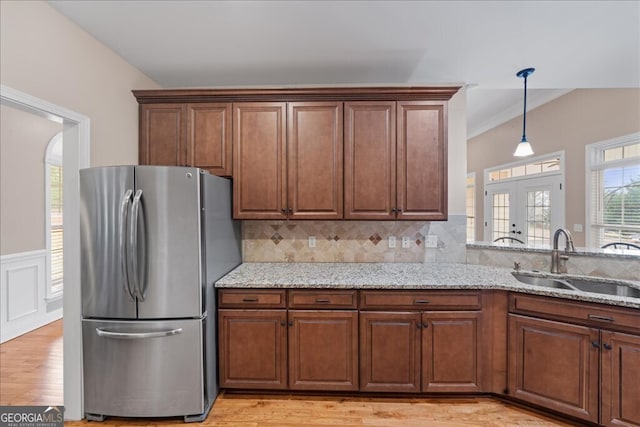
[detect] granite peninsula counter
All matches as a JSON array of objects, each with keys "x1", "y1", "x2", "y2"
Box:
[{"x1": 216, "y1": 262, "x2": 640, "y2": 309}]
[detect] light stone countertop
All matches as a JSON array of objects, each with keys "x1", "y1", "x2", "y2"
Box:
[{"x1": 216, "y1": 262, "x2": 640, "y2": 310}]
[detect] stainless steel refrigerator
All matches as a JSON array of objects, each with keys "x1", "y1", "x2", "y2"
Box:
[{"x1": 80, "y1": 166, "x2": 241, "y2": 422}]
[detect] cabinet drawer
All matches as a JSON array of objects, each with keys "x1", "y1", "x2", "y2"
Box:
[
  {"x1": 218, "y1": 289, "x2": 286, "y2": 308},
  {"x1": 288, "y1": 290, "x2": 357, "y2": 309},
  {"x1": 509, "y1": 293, "x2": 640, "y2": 333},
  {"x1": 360, "y1": 290, "x2": 481, "y2": 311}
]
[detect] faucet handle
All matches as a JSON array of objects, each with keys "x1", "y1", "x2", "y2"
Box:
[{"x1": 513, "y1": 261, "x2": 521, "y2": 271}]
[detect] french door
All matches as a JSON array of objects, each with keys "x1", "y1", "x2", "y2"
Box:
[{"x1": 485, "y1": 175, "x2": 564, "y2": 247}]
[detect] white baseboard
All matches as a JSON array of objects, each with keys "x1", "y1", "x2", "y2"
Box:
[{"x1": 1, "y1": 250, "x2": 62, "y2": 343}]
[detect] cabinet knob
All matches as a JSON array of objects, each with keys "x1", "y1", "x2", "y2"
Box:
[
  {"x1": 288, "y1": 321, "x2": 293, "y2": 327},
  {"x1": 281, "y1": 208, "x2": 286, "y2": 213},
  {"x1": 603, "y1": 343, "x2": 613, "y2": 351},
  {"x1": 280, "y1": 320, "x2": 286, "y2": 327},
  {"x1": 591, "y1": 341, "x2": 601, "y2": 349},
  {"x1": 416, "y1": 323, "x2": 421, "y2": 329},
  {"x1": 288, "y1": 208, "x2": 293, "y2": 214},
  {"x1": 423, "y1": 322, "x2": 429, "y2": 329},
  {"x1": 391, "y1": 208, "x2": 397, "y2": 213}
]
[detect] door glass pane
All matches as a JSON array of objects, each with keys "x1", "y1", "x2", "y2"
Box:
[
  {"x1": 492, "y1": 192, "x2": 510, "y2": 241},
  {"x1": 526, "y1": 189, "x2": 551, "y2": 246}
]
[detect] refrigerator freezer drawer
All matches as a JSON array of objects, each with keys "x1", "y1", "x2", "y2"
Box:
[{"x1": 83, "y1": 318, "x2": 205, "y2": 418}]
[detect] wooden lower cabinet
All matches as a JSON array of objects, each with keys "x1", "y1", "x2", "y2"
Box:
[
  {"x1": 508, "y1": 314, "x2": 600, "y2": 423},
  {"x1": 422, "y1": 311, "x2": 483, "y2": 393},
  {"x1": 359, "y1": 311, "x2": 483, "y2": 393},
  {"x1": 360, "y1": 312, "x2": 422, "y2": 392},
  {"x1": 288, "y1": 310, "x2": 358, "y2": 391},
  {"x1": 218, "y1": 309, "x2": 288, "y2": 389},
  {"x1": 600, "y1": 331, "x2": 640, "y2": 427}
]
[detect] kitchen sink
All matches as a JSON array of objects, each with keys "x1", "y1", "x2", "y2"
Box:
[
  {"x1": 511, "y1": 273, "x2": 575, "y2": 290},
  {"x1": 564, "y1": 278, "x2": 640, "y2": 298},
  {"x1": 512, "y1": 272, "x2": 640, "y2": 298}
]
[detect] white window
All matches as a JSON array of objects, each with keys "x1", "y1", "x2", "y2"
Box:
[
  {"x1": 45, "y1": 132, "x2": 63, "y2": 299},
  {"x1": 466, "y1": 173, "x2": 475, "y2": 243},
  {"x1": 484, "y1": 152, "x2": 565, "y2": 247},
  {"x1": 587, "y1": 133, "x2": 640, "y2": 250}
]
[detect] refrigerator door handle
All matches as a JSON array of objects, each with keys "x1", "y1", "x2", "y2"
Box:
[
  {"x1": 119, "y1": 189, "x2": 135, "y2": 300},
  {"x1": 95, "y1": 327, "x2": 183, "y2": 339},
  {"x1": 129, "y1": 189, "x2": 147, "y2": 301}
]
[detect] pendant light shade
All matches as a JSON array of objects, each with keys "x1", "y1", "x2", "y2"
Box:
[{"x1": 514, "y1": 67, "x2": 535, "y2": 157}]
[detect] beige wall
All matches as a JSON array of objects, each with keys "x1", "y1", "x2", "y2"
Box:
[
  {"x1": 448, "y1": 87, "x2": 467, "y2": 215},
  {"x1": 0, "y1": 105, "x2": 62, "y2": 255},
  {"x1": 0, "y1": 0, "x2": 160, "y2": 256},
  {"x1": 0, "y1": 0, "x2": 160, "y2": 168},
  {"x1": 467, "y1": 88, "x2": 640, "y2": 247}
]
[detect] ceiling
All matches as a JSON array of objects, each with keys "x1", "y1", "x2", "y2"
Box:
[{"x1": 49, "y1": 0, "x2": 640, "y2": 138}]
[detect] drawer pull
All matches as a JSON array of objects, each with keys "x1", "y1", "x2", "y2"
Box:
[
  {"x1": 414, "y1": 299, "x2": 430, "y2": 304},
  {"x1": 588, "y1": 314, "x2": 614, "y2": 322},
  {"x1": 315, "y1": 299, "x2": 330, "y2": 303},
  {"x1": 242, "y1": 298, "x2": 259, "y2": 303}
]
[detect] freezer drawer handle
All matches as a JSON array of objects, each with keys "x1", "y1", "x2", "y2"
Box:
[
  {"x1": 119, "y1": 189, "x2": 135, "y2": 300},
  {"x1": 95, "y1": 327, "x2": 183, "y2": 339}
]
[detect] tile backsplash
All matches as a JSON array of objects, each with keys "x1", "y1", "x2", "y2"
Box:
[{"x1": 242, "y1": 215, "x2": 467, "y2": 263}]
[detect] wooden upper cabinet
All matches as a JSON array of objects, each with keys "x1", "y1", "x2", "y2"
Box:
[
  {"x1": 397, "y1": 101, "x2": 448, "y2": 220},
  {"x1": 187, "y1": 103, "x2": 232, "y2": 176},
  {"x1": 139, "y1": 102, "x2": 232, "y2": 176},
  {"x1": 233, "y1": 102, "x2": 287, "y2": 219},
  {"x1": 288, "y1": 102, "x2": 343, "y2": 220},
  {"x1": 344, "y1": 102, "x2": 396, "y2": 220},
  {"x1": 139, "y1": 104, "x2": 187, "y2": 167}
]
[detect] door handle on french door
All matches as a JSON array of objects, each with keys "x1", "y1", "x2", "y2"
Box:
[
  {"x1": 129, "y1": 189, "x2": 145, "y2": 301},
  {"x1": 119, "y1": 189, "x2": 135, "y2": 300},
  {"x1": 95, "y1": 328, "x2": 183, "y2": 339}
]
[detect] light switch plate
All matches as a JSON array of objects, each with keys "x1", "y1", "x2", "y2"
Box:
[
  {"x1": 308, "y1": 236, "x2": 316, "y2": 248},
  {"x1": 388, "y1": 236, "x2": 396, "y2": 248}
]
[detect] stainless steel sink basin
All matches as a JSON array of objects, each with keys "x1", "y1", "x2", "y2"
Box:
[
  {"x1": 564, "y1": 278, "x2": 640, "y2": 298},
  {"x1": 512, "y1": 272, "x2": 640, "y2": 298},
  {"x1": 511, "y1": 273, "x2": 574, "y2": 290}
]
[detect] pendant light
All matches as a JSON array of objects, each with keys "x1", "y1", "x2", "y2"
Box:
[{"x1": 514, "y1": 67, "x2": 535, "y2": 157}]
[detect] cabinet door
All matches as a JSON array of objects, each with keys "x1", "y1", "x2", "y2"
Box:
[
  {"x1": 360, "y1": 312, "x2": 421, "y2": 392},
  {"x1": 288, "y1": 310, "x2": 358, "y2": 391},
  {"x1": 601, "y1": 330, "x2": 640, "y2": 427},
  {"x1": 218, "y1": 310, "x2": 287, "y2": 389},
  {"x1": 508, "y1": 314, "x2": 599, "y2": 423},
  {"x1": 344, "y1": 102, "x2": 396, "y2": 219},
  {"x1": 187, "y1": 103, "x2": 232, "y2": 176},
  {"x1": 287, "y1": 102, "x2": 343, "y2": 219},
  {"x1": 422, "y1": 311, "x2": 483, "y2": 392},
  {"x1": 233, "y1": 102, "x2": 287, "y2": 219},
  {"x1": 139, "y1": 104, "x2": 187, "y2": 166},
  {"x1": 396, "y1": 101, "x2": 447, "y2": 220}
]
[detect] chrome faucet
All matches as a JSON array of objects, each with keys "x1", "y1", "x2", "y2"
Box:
[{"x1": 551, "y1": 228, "x2": 576, "y2": 274}]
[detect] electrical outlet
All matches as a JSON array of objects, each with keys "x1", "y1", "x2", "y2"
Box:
[
  {"x1": 402, "y1": 236, "x2": 411, "y2": 248},
  {"x1": 426, "y1": 235, "x2": 438, "y2": 248},
  {"x1": 308, "y1": 236, "x2": 316, "y2": 248},
  {"x1": 388, "y1": 236, "x2": 396, "y2": 248}
]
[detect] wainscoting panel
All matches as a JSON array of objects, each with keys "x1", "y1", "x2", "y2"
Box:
[{"x1": 1, "y1": 250, "x2": 61, "y2": 343}]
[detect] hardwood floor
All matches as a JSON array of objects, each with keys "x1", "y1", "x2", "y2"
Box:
[
  {"x1": 1, "y1": 320, "x2": 572, "y2": 426},
  {"x1": 0, "y1": 319, "x2": 63, "y2": 406}
]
